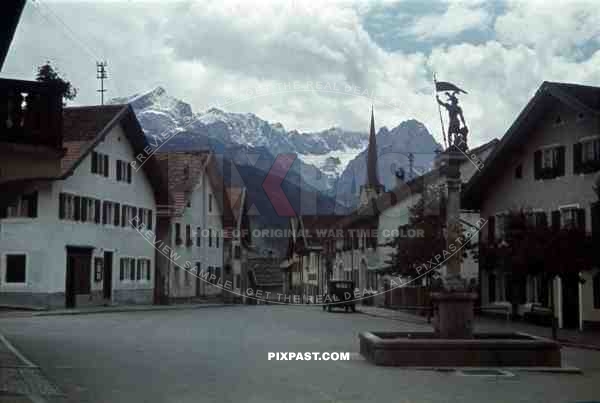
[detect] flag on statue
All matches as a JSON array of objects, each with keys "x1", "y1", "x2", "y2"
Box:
[{"x1": 435, "y1": 81, "x2": 467, "y2": 94}]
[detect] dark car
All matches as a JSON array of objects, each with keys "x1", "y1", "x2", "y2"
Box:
[{"x1": 322, "y1": 280, "x2": 356, "y2": 312}]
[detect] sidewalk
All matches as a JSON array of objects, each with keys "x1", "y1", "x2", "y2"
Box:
[
  {"x1": 0, "y1": 332, "x2": 65, "y2": 403},
  {"x1": 357, "y1": 305, "x2": 600, "y2": 350},
  {"x1": 0, "y1": 302, "x2": 229, "y2": 318}
]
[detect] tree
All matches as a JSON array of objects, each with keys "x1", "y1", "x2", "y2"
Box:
[
  {"x1": 479, "y1": 209, "x2": 597, "y2": 323},
  {"x1": 36, "y1": 61, "x2": 77, "y2": 104},
  {"x1": 381, "y1": 184, "x2": 459, "y2": 285}
]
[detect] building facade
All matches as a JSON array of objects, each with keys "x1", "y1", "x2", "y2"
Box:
[
  {"x1": 0, "y1": 105, "x2": 168, "y2": 308},
  {"x1": 463, "y1": 81, "x2": 600, "y2": 330},
  {"x1": 154, "y1": 152, "x2": 227, "y2": 302}
]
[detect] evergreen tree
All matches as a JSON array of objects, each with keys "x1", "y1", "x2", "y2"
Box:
[{"x1": 36, "y1": 61, "x2": 77, "y2": 104}]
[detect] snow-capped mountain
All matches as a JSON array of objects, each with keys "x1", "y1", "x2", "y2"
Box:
[{"x1": 110, "y1": 87, "x2": 441, "y2": 207}]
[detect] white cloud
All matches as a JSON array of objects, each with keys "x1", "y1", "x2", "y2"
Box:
[
  {"x1": 403, "y1": 2, "x2": 492, "y2": 40},
  {"x1": 2, "y1": 0, "x2": 599, "y2": 151}
]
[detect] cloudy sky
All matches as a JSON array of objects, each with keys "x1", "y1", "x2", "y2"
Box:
[{"x1": 3, "y1": 0, "x2": 600, "y2": 148}]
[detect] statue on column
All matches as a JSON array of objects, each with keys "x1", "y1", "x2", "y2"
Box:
[
  {"x1": 433, "y1": 78, "x2": 469, "y2": 150},
  {"x1": 436, "y1": 91, "x2": 468, "y2": 150}
]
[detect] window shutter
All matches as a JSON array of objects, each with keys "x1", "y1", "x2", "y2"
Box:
[
  {"x1": 148, "y1": 210, "x2": 153, "y2": 231},
  {"x1": 103, "y1": 155, "x2": 109, "y2": 177},
  {"x1": 577, "y1": 208, "x2": 586, "y2": 232},
  {"x1": 534, "y1": 150, "x2": 541, "y2": 180},
  {"x1": 536, "y1": 211, "x2": 547, "y2": 228},
  {"x1": 574, "y1": 143, "x2": 582, "y2": 174},
  {"x1": 91, "y1": 152, "x2": 97, "y2": 173},
  {"x1": 130, "y1": 259, "x2": 136, "y2": 280},
  {"x1": 551, "y1": 210, "x2": 561, "y2": 231},
  {"x1": 116, "y1": 160, "x2": 122, "y2": 181},
  {"x1": 557, "y1": 146, "x2": 565, "y2": 176},
  {"x1": 27, "y1": 192, "x2": 38, "y2": 218},
  {"x1": 73, "y1": 196, "x2": 81, "y2": 221},
  {"x1": 81, "y1": 198, "x2": 88, "y2": 222},
  {"x1": 592, "y1": 202, "x2": 600, "y2": 245},
  {"x1": 127, "y1": 164, "x2": 132, "y2": 183},
  {"x1": 487, "y1": 216, "x2": 495, "y2": 243},
  {"x1": 94, "y1": 200, "x2": 101, "y2": 224},
  {"x1": 113, "y1": 203, "x2": 120, "y2": 226},
  {"x1": 102, "y1": 202, "x2": 108, "y2": 224},
  {"x1": 119, "y1": 259, "x2": 124, "y2": 281},
  {"x1": 137, "y1": 259, "x2": 141, "y2": 280},
  {"x1": 121, "y1": 205, "x2": 127, "y2": 227},
  {"x1": 146, "y1": 260, "x2": 151, "y2": 280},
  {"x1": 131, "y1": 207, "x2": 137, "y2": 228}
]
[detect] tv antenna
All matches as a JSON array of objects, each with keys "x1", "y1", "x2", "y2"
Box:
[{"x1": 96, "y1": 61, "x2": 108, "y2": 105}]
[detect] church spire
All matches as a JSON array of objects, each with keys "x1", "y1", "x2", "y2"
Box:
[{"x1": 367, "y1": 105, "x2": 380, "y2": 187}]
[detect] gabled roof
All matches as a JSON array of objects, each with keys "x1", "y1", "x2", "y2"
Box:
[
  {"x1": 462, "y1": 81, "x2": 600, "y2": 209},
  {"x1": 155, "y1": 151, "x2": 233, "y2": 224},
  {"x1": 15, "y1": 104, "x2": 171, "y2": 205}
]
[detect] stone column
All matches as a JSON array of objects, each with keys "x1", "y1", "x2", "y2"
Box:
[{"x1": 432, "y1": 149, "x2": 477, "y2": 339}]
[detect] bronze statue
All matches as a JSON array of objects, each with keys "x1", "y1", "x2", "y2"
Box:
[{"x1": 436, "y1": 91, "x2": 468, "y2": 149}]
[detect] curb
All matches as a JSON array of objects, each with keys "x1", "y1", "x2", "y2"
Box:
[{"x1": 24, "y1": 303, "x2": 231, "y2": 317}]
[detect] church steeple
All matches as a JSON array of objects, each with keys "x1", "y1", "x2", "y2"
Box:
[
  {"x1": 367, "y1": 106, "x2": 380, "y2": 187},
  {"x1": 359, "y1": 106, "x2": 383, "y2": 208}
]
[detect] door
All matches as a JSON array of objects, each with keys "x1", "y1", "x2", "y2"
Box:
[
  {"x1": 103, "y1": 251, "x2": 113, "y2": 299},
  {"x1": 561, "y1": 274, "x2": 580, "y2": 329},
  {"x1": 65, "y1": 247, "x2": 92, "y2": 308}
]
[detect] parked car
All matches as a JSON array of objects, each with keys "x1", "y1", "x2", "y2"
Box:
[{"x1": 322, "y1": 280, "x2": 356, "y2": 312}]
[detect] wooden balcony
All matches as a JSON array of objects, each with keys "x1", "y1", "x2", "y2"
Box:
[{"x1": 0, "y1": 78, "x2": 65, "y2": 183}]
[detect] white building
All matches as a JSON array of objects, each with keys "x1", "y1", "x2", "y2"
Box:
[
  {"x1": 0, "y1": 105, "x2": 169, "y2": 308},
  {"x1": 154, "y1": 151, "x2": 228, "y2": 302}
]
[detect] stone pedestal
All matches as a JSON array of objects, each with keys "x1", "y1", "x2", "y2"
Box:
[{"x1": 432, "y1": 291, "x2": 477, "y2": 339}]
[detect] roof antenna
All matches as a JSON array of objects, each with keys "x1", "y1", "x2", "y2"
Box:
[{"x1": 96, "y1": 61, "x2": 108, "y2": 105}]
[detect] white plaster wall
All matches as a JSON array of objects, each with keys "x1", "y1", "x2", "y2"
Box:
[
  {"x1": 169, "y1": 169, "x2": 223, "y2": 298},
  {"x1": 0, "y1": 124, "x2": 156, "y2": 300}
]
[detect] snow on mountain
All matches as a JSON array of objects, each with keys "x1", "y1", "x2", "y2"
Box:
[{"x1": 110, "y1": 87, "x2": 441, "y2": 199}]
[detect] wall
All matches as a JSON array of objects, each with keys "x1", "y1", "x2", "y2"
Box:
[
  {"x1": 0, "y1": 124, "x2": 157, "y2": 307},
  {"x1": 168, "y1": 168, "x2": 223, "y2": 299}
]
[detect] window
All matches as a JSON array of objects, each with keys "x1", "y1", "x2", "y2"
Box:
[
  {"x1": 186, "y1": 225, "x2": 192, "y2": 247},
  {"x1": 3, "y1": 192, "x2": 38, "y2": 218},
  {"x1": 515, "y1": 164, "x2": 522, "y2": 179},
  {"x1": 574, "y1": 138, "x2": 600, "y2": 174},
  {"x1": 534, "y1": 146, "x2": 565, "y2": 179},
  {"x1": 175, "y1": 223, "x2": 182, "y2": 245},
  {"x1": 208, "y1": 194, "x2": 213, "y2": 212},
  {"x1": 594, "y1": 273, "x2": 600, "y2": 309},
  {"x1": 91, "y1": 152, "x2": 109, "y2": 177},
  {"x1": 208, "y1": 229, "x2": 212, "y2": 247},
  {"x1": 136, "y1": 259, "x2": 151, "y2": 281},
  {"x1": 116, "y1": 160, "x2": 132, "y2": 183},
  {"x1": 4, "y1": 254, "x2": 26, "y2": 284},
  {"x1": 119, "y1": 258, "x2": 136, "y2": 281},
  {"x1": 561, "y1": 207, "x2": 585, "y2": 230},
  {"x1": 196, "y1": 227, "x2": 202, "y2": 247}
]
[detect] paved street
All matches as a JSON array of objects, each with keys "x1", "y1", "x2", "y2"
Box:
[{"x1": 1, "y1": 305, "x2": 600, "y2": 403}]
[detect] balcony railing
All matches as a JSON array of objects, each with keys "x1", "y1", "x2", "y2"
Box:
[{"x1": 0, "y1": 78, "x2": 63, "y2": 149}]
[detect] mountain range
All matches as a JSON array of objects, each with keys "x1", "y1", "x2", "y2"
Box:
[{"x1": 110, "y1": 87, "x2": 442, "y2": 254}]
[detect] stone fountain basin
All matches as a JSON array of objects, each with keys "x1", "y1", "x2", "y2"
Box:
[{"x1": 359, "y1": 332, "x2": 561, "y2": 367}]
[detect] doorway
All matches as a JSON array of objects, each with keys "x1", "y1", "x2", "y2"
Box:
[
  {"x1": 65, "y1": 246, "x2": 93, "y2": 308},
  {"x1": 103, "y1": 251, "x2": 113, "y2": 300},
  {"x1": 561, "y1": 274, "x2": 580, "y2": 329}
]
